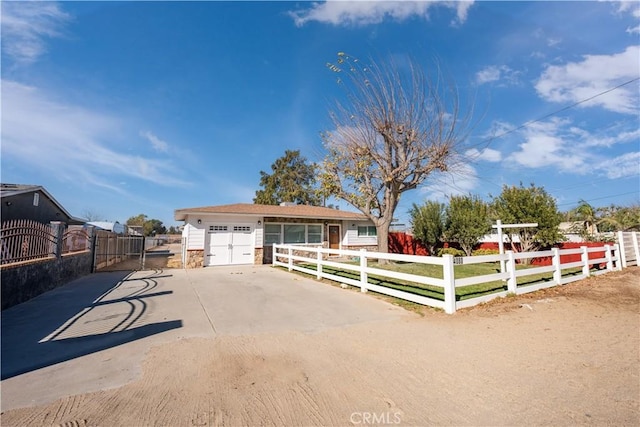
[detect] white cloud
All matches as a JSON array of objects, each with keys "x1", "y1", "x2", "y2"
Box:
[
  {"x1": 475, "y1": 65, "x2": 520, "y2": 85},
  {"x1": 0, "y1": 1, "x2": 70, "y2": 64},
  {"x1": 508, "y1": 119, "x2": 587, "y2": 171},
  {"x1": 612, "y1": 0, "x2": 640, "y2": 17},
  {"x1": 546, "y1": 37, "x2": 561, "y2": 47},
  {"x1": 535, "y1": 45, "x2": 640, "y2": 114},
  {"x1": 1, "y1": 80, "x2": 191, "y2": 189},
  {"x1": 595, "y1": 152, "x2": 640, "y2": 179},
  {"x1": 289, "y1": 0, "x2": 474, "y2": 27},
  {"x1": 607, "y1": 0, "x2": 640, "y2": 32},
  {"x1": 465, "y1": 148, "x2": 502, "y2": 162},
  {"x1": 626, "y1": 25, "x2": 640, "y2": 34},
  {"x1": 506, "y1": 117, "x2": 639, "y2": 179},
  {"x1": 420, "y1": 163, "x2": 479, "y2": 200},
  {"x1": 575, "y1": 126, "x2": 640, "y2": 148},
  {"x1": 140, "y1": 131, "x2": 169, "y2": 152}
]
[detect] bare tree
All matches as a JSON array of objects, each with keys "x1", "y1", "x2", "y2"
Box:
[
  {"x1": 82, "y1": 209, "x2": 104, "y2": 222},
  {"x1": 319, "y1": 53, "x2": 473, "y2": 254}
]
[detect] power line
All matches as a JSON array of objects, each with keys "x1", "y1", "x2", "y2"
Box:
[
  {"x1": 556, "y1": 190, "x2": 640, "y2": 207},
  {"x1": 473, "y1": 77, "x2": 640, "y2": 148}
]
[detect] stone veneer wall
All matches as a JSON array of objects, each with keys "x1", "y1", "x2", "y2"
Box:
[
  {"x1": 254, "y1": 248, "x2": 264, "y2": 265},
  {"x1": 1, "y1": 252, "x2": 93, "y2": 310},
  {"x1": 185, "y1": 250, "x2": 204, "y2": 268}
]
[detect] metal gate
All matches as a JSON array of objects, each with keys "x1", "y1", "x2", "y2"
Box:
[{"x1": 93, "y1": 230, "x2": 145, "y2": 271}]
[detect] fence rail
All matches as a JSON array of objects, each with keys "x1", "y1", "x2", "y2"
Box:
[
  {"x1": 273, "y1": 243, "x2": 621, "y2": 314},
  {"x1": 1, "y1": 219, "x2": 58, "y2": 264},
  {"x1": 62, "y1": 225, "x2": 92, "y2": 255}
]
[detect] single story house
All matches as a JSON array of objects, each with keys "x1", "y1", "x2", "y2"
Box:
[
  {"x1": 174, "y1": 203, "x2": 378, "y2": 267},
  {"x1": 1, "y1": 183, "x2": 85, "y2": 225}
]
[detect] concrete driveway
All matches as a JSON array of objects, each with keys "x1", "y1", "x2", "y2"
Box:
[{"x1": 1, "y1": 265, "x2": 411, "y2": 411}]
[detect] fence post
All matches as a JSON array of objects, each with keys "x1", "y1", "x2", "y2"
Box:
[
  {"x1": 617, "y1": 231, "x2": 627, "y2": 268},
  {"x1": 632, "y1": 231, "x2": 640, "y2": 266},
  {"x1": 272, "y1": 244, "x2": 278, "y2": 266},
  {"x1": 614, "y1": 244, "x2": 622, "y2": 271},
  {"x1": 316, "y1": 249, "x2": 322, "y2": 280},
  {"x1": 442, "y1": 254, "x2": 456, "y2": 314},
  {"x1": 506, "y1": 251, "x2": 517, "y2": 293},
  {"x1": 84, "y1": 225, "x2": 95, "y2": 272},
  {"x1": 288, "y1": 246, "x2": 293, "y2": 272},
  {"x1": 552, "y1": 247, "x2": 562, "y2": 284},
  {"x1": 49, "y1": 221, "x2": 65, "y2": 259},
  {"x1": 604, "y1": 244, "x2": 613, "y2": 272},
  {"x1": 580, "y1": 246, "x2": 590, "y2": 278},
  {"x1": 360, "y1": 249, "x2": 368, "y2": 293}
]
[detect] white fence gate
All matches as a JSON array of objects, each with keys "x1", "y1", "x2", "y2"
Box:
[{"x1": 617, "y1": 231, "x2": 640, "y2": 268}]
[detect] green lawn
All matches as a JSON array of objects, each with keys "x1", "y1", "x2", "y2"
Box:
[{"x1": 297, "y1": 260, "x2": 590, "y2": 302}]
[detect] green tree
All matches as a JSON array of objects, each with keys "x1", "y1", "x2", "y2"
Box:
[
  {"x1": 612, "y1": 204, "x2": 640, "y2": 231},
  {"x1": 593, "y1": 204, "x2": 640, "y2": 232},
  {"x1": 409, "y1": 201, "x2": 445, "y2": 255},
  {"x1": 318, "y1": 53, "x2": 472, "y2": 254},
  {"x1": 254, "y1": 149, "x2": 321, "y2": 206},
  {"x1": 126, "y1": 214, "x2": 166, "y2": 237},
  {"x1": 491, "y1": 183, "x2": 562, "y2": 258},
  {"x1": 444, "y1": 195, "x2": 491, "y2": 256},
  {"x1": 144, "y1": 219, "x2": 166, "y2": 236}
]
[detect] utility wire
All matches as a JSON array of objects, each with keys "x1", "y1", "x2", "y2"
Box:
[
  {"x1": 556, "y1": 190, "x2": 640, "y2": 207},
  {"x1": 475, "y1": 77, "x2": 640, "y2": 147}
]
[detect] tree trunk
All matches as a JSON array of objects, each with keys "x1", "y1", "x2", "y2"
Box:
[{"x1": 375, "y1": 220, "x2": 391, "y2": 265}]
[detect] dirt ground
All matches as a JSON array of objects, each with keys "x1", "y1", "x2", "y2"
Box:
[{"x1": 2, "y1": 268, "x2": 638, "y2": 426}]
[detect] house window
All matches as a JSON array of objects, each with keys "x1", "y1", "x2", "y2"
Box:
[
  {"x1": 233, "y1": 226, "x2": 251, "y2": 232},
  {"x1": 284, "y1": 224, "x2": 305, "y2": 244},
  {"x1": 357, "y1": 226, "x2": 377, "y2": 237},
  {"x1": 267, "y1": 223, "x2": 323, "y2": 245},
  {"x1": 210, "y1": 225, "x2": 228, "y2": 232},
  {"x1": 33, "y1": 193, "x2": 39, "y2": 206},
  {"x1": 264, "y1": 224, "x2": 281, "y2": 245},
  {"x1": 307, "y1": 225, "x2": 322, "y2": 244}
]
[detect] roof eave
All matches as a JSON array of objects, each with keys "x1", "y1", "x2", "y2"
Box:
[{"x1": 174, "y1": 209, "x2": 367, "y2": 222}]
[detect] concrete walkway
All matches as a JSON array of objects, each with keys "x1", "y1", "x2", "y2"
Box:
[{"x1": 1, "y1": 265, "x2": 411, "y2": 411}]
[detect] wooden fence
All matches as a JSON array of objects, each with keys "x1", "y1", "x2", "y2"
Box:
[{"x1": 273, "y1": 243, "x2": 621, "y2": 314}]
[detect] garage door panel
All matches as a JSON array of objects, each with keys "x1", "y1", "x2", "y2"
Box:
[
  {"x1": 231, "y1": 226, "x2": 253, "y2": 264},
  {"x1": 207, "y1": 224, "x2": 253, "y2": 266}
]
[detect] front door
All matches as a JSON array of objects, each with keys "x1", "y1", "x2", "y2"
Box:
[{"x1": 328, "y1": 225, "x2": 340, "y2": 250}]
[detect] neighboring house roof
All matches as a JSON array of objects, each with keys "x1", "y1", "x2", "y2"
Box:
[
  {"x1": 88, "y1": 221, "x2": 126, "y2": 234},
  {"x1": 175, "y1": 203, "x2": 368, "y2": 221},
  {"x1": 0, "y1": 183, "x2": 86, "y2": 224}
]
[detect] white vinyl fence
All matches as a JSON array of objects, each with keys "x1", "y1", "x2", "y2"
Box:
[
  {"x1": 617, "y1": 231, "x2": 640, "y2": 268},
  {"x1": 272, "y1": 243, "x2": 621, "y2": 314}
]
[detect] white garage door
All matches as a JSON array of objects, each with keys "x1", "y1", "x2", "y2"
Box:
[{"x1": 207, "y1": 224, "x2": 254, "y2": 266}]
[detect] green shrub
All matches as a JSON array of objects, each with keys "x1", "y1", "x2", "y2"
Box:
[
  {"x1": 437, "y1": 247, "x2": 465, "y2": 257},
  {"x1": 472, "y1": 248, "x2": 500, "y2": 256}
]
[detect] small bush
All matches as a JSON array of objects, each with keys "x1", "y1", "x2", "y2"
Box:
[
  {"x1": 437, "y1": 247, "x2": 465, "y2": 257},
  {"x1": 472, "y1": 248, "x2": 500, "y2": 256}
]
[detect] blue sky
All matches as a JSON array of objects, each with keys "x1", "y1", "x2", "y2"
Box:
[{"x1": 2, "y1": 1, "x2": 639, "y2": 228}]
